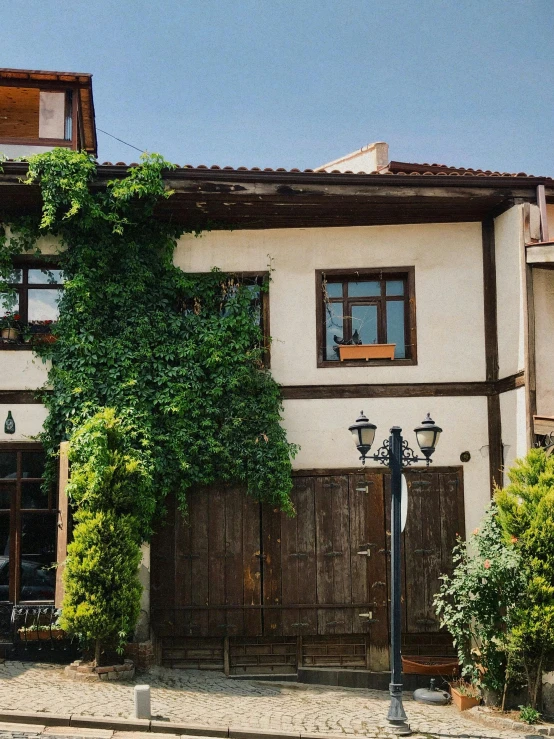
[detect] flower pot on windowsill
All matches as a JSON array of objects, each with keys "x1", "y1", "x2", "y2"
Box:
[
  {"x1": 31, "y1": 333, "x2": 57, "y2": 345},
  {"x1": 338, "y1": 343, "x2": 396, "y2": 361},
  {"x1": 18, "y1": 628, "x2": 66, "y2": 641},
  {"x1": 1, "y1": 328, "x2": 19, "y2": 342},
  {"x1": 450, "y1": 686, "x2": 481, "y2": 711}
]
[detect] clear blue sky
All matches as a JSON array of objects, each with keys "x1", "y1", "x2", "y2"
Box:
[{"x1": 2, "y1": 0, "x2": 554, "y2": 175}]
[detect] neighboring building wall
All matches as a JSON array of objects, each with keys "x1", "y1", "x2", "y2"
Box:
[
  {"x1": 533, "y1": 266, "x2": 554, "y2": 417},
  {"x1": 500, "y1": 387, "x2": 528, "y2": 478}
]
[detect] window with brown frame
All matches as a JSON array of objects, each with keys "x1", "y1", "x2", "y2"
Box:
[
  {"x1": 0, "y1": 444, "x2": 57, "y2": 604},
  {"x1": 0, "y1": 263, "x2": 64, "y2": 349},
  {"x1": 316, "y1": 268, "x2": 417, "y2": 367}
]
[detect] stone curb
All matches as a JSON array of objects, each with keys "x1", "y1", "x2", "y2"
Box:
[
  {"x1": 0, "y1": 711, "x2": 346, "y2": 739},
  {"x1": 468, "y1": 706, "x2": 554, "y2": 736}
]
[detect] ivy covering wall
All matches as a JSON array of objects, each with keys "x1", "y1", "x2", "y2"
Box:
[{"x1": 0, "y1": 149, "x2": 297, "y2": 654}]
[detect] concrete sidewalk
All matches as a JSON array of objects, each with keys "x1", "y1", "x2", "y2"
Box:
[{"x1": 0, "y1": 662, "x2": 536, "y2": 739}]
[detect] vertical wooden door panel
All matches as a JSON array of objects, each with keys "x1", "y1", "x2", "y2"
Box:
[
  {"x1": 189, "y1": 489, "x2": 210, "y2": 636},
  {"x1": 262, "y1": 500, "x2": 283, "y2": 635},
  {"x1": 242, "y1": 493, "x2": 262, "y2": 636},
  {"x1": 208, "y1": 486, "x2": 226, "y2": 637}
]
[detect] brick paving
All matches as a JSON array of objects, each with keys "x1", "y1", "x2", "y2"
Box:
[{"x1": 0, "y1": 662, "x2": 540, "y2": 739}]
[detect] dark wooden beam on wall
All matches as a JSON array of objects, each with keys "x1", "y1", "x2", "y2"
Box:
[{"x1": 482, "y1": 219, "x2": 502, "y2": 494}]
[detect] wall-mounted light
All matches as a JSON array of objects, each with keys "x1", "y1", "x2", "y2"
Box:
[{"x1": 4, "y1": 411, "x2": 15, "y2": 434}]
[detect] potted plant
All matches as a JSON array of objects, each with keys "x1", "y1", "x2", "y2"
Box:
[
  {"x1": 450, "y1": 679, "x2": 481, "y2": 711},
  {"x1": 1, "y1": 312, "x2": 22, "y2": 342},
  {"x1": 334, "y1": 332, "x2": 396, "y2": 361},
  {"x1": 18, "y1": 624, "x2": 66, "y2": 641},
  {"x1": 26, "y1": 320, "x2": 56, "y2": 344},
  {"x1": 338, "y1": 343, "x2": 396, "y2": 361}
]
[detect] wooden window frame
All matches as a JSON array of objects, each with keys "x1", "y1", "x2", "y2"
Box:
[
  {"x1": 0, "y1": 441, "x2": 57, "y2": 604},
  {"x1": 0, "y1": 257, "x2": 63, "y2": 351},
  {"x1": 0, "y1": 85, "x2": 77, "y2": 148},
  {"x1": 316, "y1": 267, "x2": 417, "y2": 368}
]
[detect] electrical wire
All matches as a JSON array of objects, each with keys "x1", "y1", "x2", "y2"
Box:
[{"x1": 96, "y1": 127, "x2": 145, "y2": 154}]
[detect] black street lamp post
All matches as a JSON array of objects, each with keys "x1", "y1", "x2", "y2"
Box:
[{"x1": 348, "y1": 412, "x2": 442, "y2": 735}]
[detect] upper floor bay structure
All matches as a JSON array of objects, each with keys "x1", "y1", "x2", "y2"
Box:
[{"x1": 1, "y1": 68, "x2": 554, "y2": 674}]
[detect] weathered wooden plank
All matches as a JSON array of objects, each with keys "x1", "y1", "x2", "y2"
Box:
[
  {"x1": 207, "y1": 486, "x2": 226, "y2": 637},
  {"x1": 225, "y1": 486, "x2": 244, "y2": 637},
  {"x1": 189, "y1": 489, "x2": 210, "y2": 637},
  {"x1": 366, "y1": 473, "x2": 389, "y2": 670},
  {"x1": 261, "y1": 501, "x2": 283, "y2": 636},
  {"x1": 150, "y1": 493, "x2": 176, "y2": 638},
  {"x1": 242, "y1": 493, "x2": 262, "y2": 636},
  {"x1": 332, "y1": 474, "x2": 352, "y2": 635}
]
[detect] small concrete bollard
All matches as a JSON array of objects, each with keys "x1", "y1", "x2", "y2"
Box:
[{"x1": 134, "y1": 684, "x2": 151, "y2": 720}]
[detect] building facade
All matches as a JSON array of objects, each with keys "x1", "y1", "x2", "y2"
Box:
[{"x1": 1, "y1": 68, "x2": 554, "y2": 674}]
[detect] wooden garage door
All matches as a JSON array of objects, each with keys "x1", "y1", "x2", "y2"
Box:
[{"x1": 151, "y1": 467, "x2": 464, "y2": 666}]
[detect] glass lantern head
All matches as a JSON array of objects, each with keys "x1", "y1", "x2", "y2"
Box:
[
  {"x1": 348, "y1": 411, "x2": 377, "y2": 463},
  {"x1": 414, "y1": 413, "x2": 442, "y2": 461}
]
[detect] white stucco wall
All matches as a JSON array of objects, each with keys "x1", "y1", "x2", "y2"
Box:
[
  {"x1": 283, "y1": 394, "x2": 490, "y2": 535},
  {"x1": 0, "y1": 403, "x2": 48, "y2": 441},
  {"x1": 495, "y1": 205, "x2": 525, "y2": 379},
  {"x1": 175, "y1": 222, "x2": 486, "y2": 385},
  {"x1": 533, "y1": 267, "x2": 554, "y2": 417},
  {"x1": 499, "y1": 386, "x2": 528, "y2": 486}
]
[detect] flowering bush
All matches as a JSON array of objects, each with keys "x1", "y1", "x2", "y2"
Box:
[
  {"x1": 434, "y1": 504, "x2": 524, "y2": 692},
  {"x1": 0, "y1": 311, "x2": 22, "y2": 330}
]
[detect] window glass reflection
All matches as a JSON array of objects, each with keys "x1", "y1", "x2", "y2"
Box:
[
  {"x1": 20, "y1": 514, "x2": 56, "y2": 601},
  {"x1": 0, "y1": 453, "x2": 16, "y2": 479},
  {"x1": 28, "y1": 269, "x2": 65, "y2": 285},
  {"x1": 386, "y1": 301, "x2": 406, "y2": 358},
  {"x1": 21, "y1": 452, "x2": 46, "y2": 479},
  {"x1": 0, "y1": 516, "x2": 9, "y2": 601},
  {"x1": 28, "y1": 289, "x2": 62, "y2": 321}
]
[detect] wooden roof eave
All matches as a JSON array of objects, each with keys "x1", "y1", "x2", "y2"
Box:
[{"x1": 1, "y1": 162, "x2": 553, "y2": 230}]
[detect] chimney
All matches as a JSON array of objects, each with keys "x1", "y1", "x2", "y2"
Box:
[{"x1": 315, "y1": 142, "x2": 389, "y2": 174}]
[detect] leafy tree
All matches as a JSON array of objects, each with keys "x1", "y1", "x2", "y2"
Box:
[
  {"x1": 59, "y1": 409, "x2": 149, "y2": 663},
  {"x1": 434, "y1": 504, "x2": 524, "y2": 695},
  {"x1": 496, "y1": 448, "x2": 554, "y2": 709}
]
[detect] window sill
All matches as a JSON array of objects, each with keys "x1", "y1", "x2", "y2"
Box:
[{"x1": 317, "y1": 358, "x2": 417, "y2": 368}]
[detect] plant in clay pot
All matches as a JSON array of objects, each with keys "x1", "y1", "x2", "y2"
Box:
[
  {"x1": 450, "y1": 679, "x2": 481, "y2": 711},
  {"x1": 0, "y1": 311, "x2": 22, "y2": 342}
]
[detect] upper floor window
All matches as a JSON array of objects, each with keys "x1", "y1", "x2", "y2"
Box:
[
  {"x1": 0, "y1": 264, "x2": 64, "y2": 348},
  {"x1": 316, "y1": 268, "x2": 417, "y2": 367}
]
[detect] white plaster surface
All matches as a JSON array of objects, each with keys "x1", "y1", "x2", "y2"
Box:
[
  {"x1": 495, "y1": 205, "x2": 525, "y2": 378},
  {"x1": 0, "y1": 403, "x2": 48, "y2": 440},
  {"x1": 283, "y1": 394, "x2": 490, "y2": 535},
  {"x1": 175, "y1": 222, "x2": 486, "y2": 385},
  {"x1": 0, "y1": 351, "x2": 50, "y2": 389},
  {"x1": 534, "y1": 267, "x2": 554, "y2": 417}
]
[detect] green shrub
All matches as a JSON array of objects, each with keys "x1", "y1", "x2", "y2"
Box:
[
  {"x1": 59, "y1": 408, "x2": 149, "y2": 663},
  {"x1": 496, "y1": 448, "x2": 554, "y2": 709},
  {"x1": 434, "y1": 504, "x2": 524, "y2": 693},
  {"x1": 518, "y1": 705, "x2": 541, "y2": 724},
  {"x1": 60, "y1": 509, "x2": 142, "y2": 663}
]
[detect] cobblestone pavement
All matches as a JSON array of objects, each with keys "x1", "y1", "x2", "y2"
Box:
[{"x1": 0, "y1": 663, "x2": 542, "y2": 739}]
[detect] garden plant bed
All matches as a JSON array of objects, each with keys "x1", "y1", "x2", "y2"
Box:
[
  {"x1": 468, "y1": 705, "x2": 554, "y2": 735},
  {"x1": 64, "y1": 659, "x2": 135, "y2": 682}
]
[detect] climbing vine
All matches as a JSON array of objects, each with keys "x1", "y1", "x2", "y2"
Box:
[{"x1": 1, "y1": 148, "x2": 297, "y2": 528}]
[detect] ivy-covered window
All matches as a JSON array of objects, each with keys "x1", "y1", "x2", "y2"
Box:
[
  {"x1": 0, "y1": 262, "x2": 64, "y2": 348},
  {"x1": 315, "y1": 268, "x2": 417, "y2": 367}
]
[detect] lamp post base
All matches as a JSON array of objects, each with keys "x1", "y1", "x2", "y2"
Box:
[{"x1": 386, "y1": 683, "x2": 411, "y2": 735}]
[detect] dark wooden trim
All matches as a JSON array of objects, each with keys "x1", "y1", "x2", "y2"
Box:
[
  {"x1": 0, "y1": 136, "x2": 72, "y2": 148},
  {"x1": 523, "y1": 260, "x2": 537, "y2": 448},
  {"x1": 292, "y1": 466, "x2": 462, "y2": 477},
  {"x1": 0, "y1": 441, "x2": 43, "y2": 450},
  {"x1": 496, "y1": 370, "x2": 525, "y2": 394},
  {"x1": 315, "y1": 267, "x2": 417, "y2": 368},
  {"x1": 0, "y1": 373, "x2": 525, "y2": 405},
  {"x1": 487, "y1": 394, "x2": 502, "y2": 494},
  {"x1": 0, "y1": 390, "x2": 48, "y2": 404},
  {"x1": 482, "y1": 219, "x2": 502, "y2": 494},
  {"x1": 482, "y1": 220, "x2": 499, "y2": 383},
  {"x1": 282, "y1": 381, "x2": 494, "y2": 399}
]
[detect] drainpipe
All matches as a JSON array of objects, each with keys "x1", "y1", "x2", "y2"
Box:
[{"x1": 537, "y1": 185, "x2": 549, "y2": 242}]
